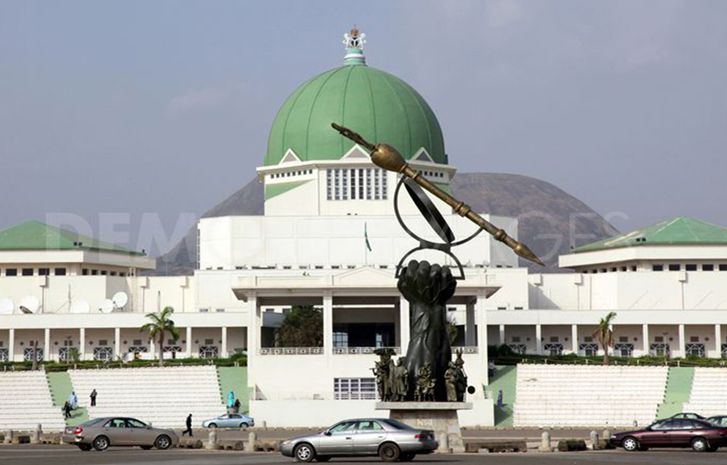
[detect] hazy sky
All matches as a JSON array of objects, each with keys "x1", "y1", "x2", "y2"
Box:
[{"x1": 1, "y1": 0, "x2": 726, "y2": 255}]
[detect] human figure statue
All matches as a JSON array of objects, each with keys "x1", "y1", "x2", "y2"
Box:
[
  {"x1": 372, "y1": 349, "x2": 395, "y2": 401},
  {"x1": 398, "y1": 260, "x2": 456, "y2": 401},
  {"x1": 454, "y1": 350, "x2": 468, "y2": 402},
  {"x1": 444, "y1": 362, "x2": 458, "y2": 402},
  {"x1": 391, "y1": 358, "x2": 409, "y2": 401},
  {"x1": 414, "y1": 365, "x2": 436, "y2": 402}
]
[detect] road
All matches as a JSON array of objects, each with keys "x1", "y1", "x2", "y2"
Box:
[{"x1": 0, "y1": 445, "x2": 725, "y2": 465}]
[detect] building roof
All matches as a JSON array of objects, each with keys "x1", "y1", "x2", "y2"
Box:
[
  {"x1": 0, "y1": 220, "x2": 145, "y2": 256},
  {"x1": 265, "y1": 31, "x2": 445, "y2": 167},
  {"x1": 573, "y1": 217, "x2": 727, "y2": 253}
]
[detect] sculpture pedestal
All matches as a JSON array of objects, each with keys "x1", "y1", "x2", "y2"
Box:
[{"x1": 375, "y1": 402, "x2": 471, "y2": 454}]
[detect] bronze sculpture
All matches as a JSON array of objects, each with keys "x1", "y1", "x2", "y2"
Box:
[
  {"x1": 372, "y1": 349, "x2": 395, "y2": 401},
  {"x1": 336, "y1": 123, "x2": 541, "y2": 402},
  {"x1": 391, "y1": 358, "x2": 409, "y2": 401}
]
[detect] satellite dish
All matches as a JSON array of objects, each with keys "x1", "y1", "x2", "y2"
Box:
[
  {"x1": 112, "y1": 291, "x2": 128, "y2": 309},
  {"x1": 19, "y1": 296, "x2": 40, "y2": 314},
  {"x1": 70, "y1": 299, "x2": 90, "y2": 314},
  {"x1": 99, "y1": 299, "x2": 114, "y2": 314},
  {"x1": 0, "y1": 298, "x2": 14, "y2": 315}
]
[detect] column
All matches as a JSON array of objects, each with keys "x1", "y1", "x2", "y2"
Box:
[
  {"x1": 221, "y1": 327, "x2": 228, "y2": 358},
  {"x1": 149, "y1": 332, "x2": 155, "y2": 359},
  {"x1": 715, "y1": 324, "x2": 723, "y2": 359},
  {"x1": 535, "y1": 325, "x2": 543, "y2": 355},
  {"x1": 79, "y1": 328, "x2": 86, "y2": 361},
  {"x1": 571, "y1": 324, "x2": 578, "y2": 354},
  {"x1": 114, "y1": 327, "x2": 121, "y2": 360},
  {"x1": 642, "y1": 324, "x2": 649, "y2": 357},
  {"x1": 186, "y1": 327, "x2": 193, "y2": 358},
  {"x1": 8, "y1": 329, "x2": 14, "y2": 362},
  {"x1": 475, "y1": 292, "x2": 488, "y2": 387},
  {"x1": 464, "y1": 302, "x2": 476, "y2": 346},
  {"x1": 498, "y1": 325, "x2": 505, "y2": 346},
  {"x1": 678, "y1": 324, "x2": 686, "y2": 358},
  {"x1": 399, "y1": 297, "x2": 411, "y2": 352},
  {"x1": 247, "y1": 292, "x2": 259, "y2": 390},
  {"x1": 44, "y1": 328, "x2": 51, "y2": 362},
  {"x1": 323, "y1": 293, "x2": 333, "y2": 360}
]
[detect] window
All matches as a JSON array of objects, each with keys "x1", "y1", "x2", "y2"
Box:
[
  {"x1": 511, "y1": 337, "x2": 521, "y2": 343},
  {"x1": 38, "y1": 268, "x2": 50, "y2": 276},
  {"x1": 6, "y1": 268, "x2": 17, "y2": 276},
  {"x1": 549, "y1": 336, "x2": 559, "y2": 342},
  {"x1": 198, "y1": 308, "x2": 209, "y2": 313},
  {"x1": 101, "y1": 270, "x2": 107, "y2": 276},
  {"x1": 55, "y1": 268, "x2": 66, "y2": 276},
  {"x1": 703, "y1": 264, "x2": 715, "y2": 271},
  {"x1": 99, "y1": 340, "x2": 108, "y2": 346},
  {"x1": 91, "y1": 270, "x2": 98, "y2": 276},
  {"x1": 686, "y1": 264, "x2": 697, "y2": 271},
  {"x1": 104, "y1": 419, "x2": 127, "y2": 428},
  {"x1": 720, "y1": 264, "x2": 727, "y2": 271},
  {"x1": 631, "y1": 265, "x2": 637, "y2": 271},
  {"x1": 686, "y1": 343, "x2": 706, "y2": 358},
  {"x1": 93, "y1": 347, "x2": 113, "y2": 361},
  {"x1": 333, "y1": 378, "x2": 377, "y2": 400},
  {"x1": 668, "y1": 264, "x2": 680, "y2": 271},
  {"x1": 544, "y1": 343, "x2": 563, "y2": 356},
  {"x1": 216, "y1": 308, "x2": 225, "y2": 313},
  {"x1": 199, "y1": 346, "x2": 218, "y2": 358},
  {"x1": 614, "y1": 343, "x2": 634, "y2": 358},
  {"x1": 620, "y1": 266, "x2": 627, "y2": 272},
  {"x1": 328, "y1": 168, "x2": 387, "y2": 201},
  {"x1": 329, "y1": 421, "x2": 358, "y2": 433},
  {"x1": 22, "y1": 268, "x2": 33, "y2": 276},
  {"x1": 126, "y1": 419, "x2": 147, "y2": 428},
  {"x1": 652, "y1": 265, "x2": 664, "y2": 272},
  {"x1": 580, "y1": 343, "x2": 598, "y2": 356},
  {"x1": 23, "y1": 348, "x2": 43, "y2": 362},
  {"x1": 333, "y1": 331, "x2": 348, "y2": 348},
  {"x1": 82, "y1": 269, "x2": 89, "y2": 276},
  {"x1": 357, "y1": 421, "x2": 384, "y2": 432},
  {"x1": 508, "y1": 343, "x2": 526, "y2": 354}
]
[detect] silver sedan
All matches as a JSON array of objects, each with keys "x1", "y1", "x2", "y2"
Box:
[
  {"x1": 280, "y1": 418, "x2": 437, "y2": 462},
  {"x1": 63, "y1": 417, "x2": 179, "y2": 451},
  {"x1": 202, "y1": 413, "x2": 255, "y2": 429}
]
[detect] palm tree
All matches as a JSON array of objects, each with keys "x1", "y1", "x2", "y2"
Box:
[
  {"x1": 592, "y1": 312, "x2": 617, "y2": 366},
  {"x1": 140, "y1": 307, "x2": 179, "y2": 367}
]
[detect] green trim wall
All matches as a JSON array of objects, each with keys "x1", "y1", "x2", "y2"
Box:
[
  {"x1": 485, "y1": 366, "x2": 517, "y2": 427},
  {"x1": 657, "y1": 367, "x2": 695, "y2": 419},
  {"x1": 265, "y1": 180, "x2": 311, "y2": 200},
  {"x1": 47, "y1": 372, "x2": 88, "y2": 426},
  {"x1": 217, "y1": 367, "x2": 250, "y2": 414}
]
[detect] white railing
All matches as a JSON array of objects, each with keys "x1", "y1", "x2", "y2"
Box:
[
  {"x1": 333, "y1": 347, "x2": 401, "y2": 355},
  {"x1": 258, "y1": 347, "x2": 324, "y2": 355}
]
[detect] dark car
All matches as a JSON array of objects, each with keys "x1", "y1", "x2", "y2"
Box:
[
  {"x1": 671, "y1": 412, "x2": 706, "y2": 420},
  {"x1": 611, "y1": 418, "x2": 727, "y2": 452},
  {"x1": 707, "y1": 416, "x2": 727, "y2": 427},
  {"x1": 280, "y1": 418, "x2": 437, "y2": 462}
]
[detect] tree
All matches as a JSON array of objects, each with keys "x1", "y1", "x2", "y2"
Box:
[
  {"x1": 277, "y1": 305, "x2": 323, "y2": 348},
  {"x1": 140, "y1": 306, "x2": 179, "y2": 366},
  {"x1": 592, "y1": 312, "x2": 617, "y2": 366}
]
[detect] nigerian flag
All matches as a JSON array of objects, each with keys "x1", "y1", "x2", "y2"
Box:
[{"x1": 364, "y1": 222, "x2": 372, "y2": 252}]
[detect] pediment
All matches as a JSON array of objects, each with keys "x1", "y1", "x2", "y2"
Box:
[
  {"x1": 412, "y1": 148, "x2": 434, "y2": 163},
  {"x1": 333, "y1": 266, "x2": 395, "y2": 286},
  {"x1": 280, "y1": 149, "x2": 301, "y2": 164},
  {"x1": 342, "y1": 144, "x2": 370, "y2": 160}
]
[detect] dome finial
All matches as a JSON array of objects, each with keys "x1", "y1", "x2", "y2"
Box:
[{"x1": 343, "y1": 27, "x2": 366, "y2": 65}]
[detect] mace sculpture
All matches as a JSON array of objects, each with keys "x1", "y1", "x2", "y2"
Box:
[{"x1": 333, "y1": 123, "x2": 543, "y2": 402}]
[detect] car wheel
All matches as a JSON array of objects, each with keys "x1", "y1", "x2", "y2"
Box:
[
  {"x1": 240, "y1": 422, "x2": 249, "y2": 429},
  {"x1": 316, "y1": 457, "x2": 331, "y2": 462},
  {"x1": 692, "y1": 437, "x2": 709, "y2": 452},
  {"x1": 140, "y1": 446, "x2": 152, "y2": 450},
  {"x1": 621, "y1": 437, "x2": 639, "y2": 452},
  {"x1": 77, "y1": 444, "x2": 92, "y2": 452},
  {"x1": 93, "y1": 435, "x2": 110, "y2": 452},
  {"x1": 208, "y1": 423, "x2": 217, "y2": 429},
  {"x1": 378, "y1": 443, "x2": 401, "y2": 462},
  {"x1": 294, "y1": 443, "x2": 316, "y2": 462},
  {"x1": 155, "y1": 435, "x2": 172, "y2": 450},
  {"x1": 400, "y1": 453, "x2": 416, "y2": 462}
]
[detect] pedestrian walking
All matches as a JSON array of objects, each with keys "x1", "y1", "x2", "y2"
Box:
[
  {"x1": 497, "y1": 389, "x2": 504, "y2": 408},
  {"x1": 63, "y1": 401, "x2": 72, "y2": 419},
  {"x1": 227, "y1": 390, "x2": 235, "y2": 409},
  {"x1": 234, "y1": 398, "x2": 241, "y2": 413},
  {"x1": 488, "y1": 360, "x2": 495, "y2": 378},
  {"x1": 90, "y1": 389, "x2": 97, "y2": 407},
  {"x1": 182, "y1": 413, "x2": 193, "y2": 437}
]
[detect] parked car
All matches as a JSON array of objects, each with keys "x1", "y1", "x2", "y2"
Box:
[
  {"x1": 707, "y1": 416, "x2": 727, "y2": 426},
  {"x1": 610, "y1": 418, "x2": 727, "y2": 452},
  {"x1": 202, "y1": 413, "x2": 255, "y2": 429},
  {"x1": 64, "y1": 417, "x2": 179, "y2": 451},
  {"x1": 280, "y1": 418, "x2": 437, "y2": 462},
  {"x1": 671, "y1": 412, "x2": 706, "y2": 420}
]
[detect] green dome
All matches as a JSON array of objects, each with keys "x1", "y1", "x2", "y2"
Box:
[{"x1": 266, "y1": 60, "x2": 446, "y2": 166}]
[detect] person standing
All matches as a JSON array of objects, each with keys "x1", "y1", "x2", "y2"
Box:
[
  {"x1": 69, "y1": 391, "x2": 78, "y2": 410},
  {"x1": 90, "y1": 389, "x2": 97, "y2": 407},
  {"x1": 182, "y1": 413, "x2": 193, "y2": 437},
  {"x1": 233, "y1": 398, "x2": 241, "y2": 414},
  {"x1": 227, "y1": 390, "x2": 235, "y2": 411},
  {"x1": 63, "y1": 401, "x2": 71, "y2": 419},
  {"x1": 497, "y1": 389, "x2": 504, "y2": 408}
]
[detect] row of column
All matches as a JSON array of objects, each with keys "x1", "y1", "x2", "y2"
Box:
[
  {"x1": 4, "y1": 326, "x2": 231, "y2": 362},
  {"x1": 496, "y1": 323, "x2": 724, "y2": 358}
]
